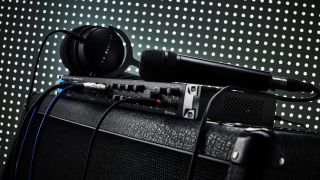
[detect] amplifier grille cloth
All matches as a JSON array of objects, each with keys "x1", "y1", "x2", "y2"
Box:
[
  {"x1": 24, "y1": 116, "x2": 229, "y2": 180},
  {"x1": 88, "y1": 132, "x2": 229, "y2": 180}
]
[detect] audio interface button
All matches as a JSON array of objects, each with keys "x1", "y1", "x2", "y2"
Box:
[
  {"x1": 111, "y1": 83, "x2": 118, "y2": 89},
  {"x1": 169, "y1": 87, "x2": 181, "y2": 96},
  {"x1": 126, "y1": 84, "x2": 134, "y2": 91},
  {"x1": 112, "y1": 95, "x2": 121, "y2": 101},
  {"x1": 133, "y1": 85, "x2": 145, "y2": 92},
  {"x1": 159, "y1": 87, "x2": 168, "y2": 95},
  {"x1": 120, "y1": 84, "x2": 126, "y2": 90},
  {"x1": 149, "y1": 89, "x2": 161, "y2": 99}
]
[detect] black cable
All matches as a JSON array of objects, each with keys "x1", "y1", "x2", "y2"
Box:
[
  {"x1": 12, "y1": 29, "x2": 82, "y2": 179},
  {"x1": 29, "y1": 85, "x2": 77, "y2": 180},
  {"x1": 81, "y1": 98, "x2": 160, "y2": 180},
  {"x1": 25, "y1": 29, "x2": 84, "y2": 110},
  {"x1": 185, "y1": 84, "x2": 318, "y2": 180},
  {"x1": 274, "y1": 85, "x2": 320, "y2": 102},
  {"x1": 10, "y1": 83, "x2": 70, "y2": 180},
  {"x1": 186, "y1": 86, "x2": 243, "y2": 180},
  {"x1": 274, "y1": 115, "x2": 308, "y2": 130}
]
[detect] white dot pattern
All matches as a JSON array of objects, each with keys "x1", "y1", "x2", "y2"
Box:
[{"x1": 0, "y1": 0, "x2": 320, "y2": 169}]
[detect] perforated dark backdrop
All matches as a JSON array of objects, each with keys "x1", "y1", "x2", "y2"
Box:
[{"x1": 0, "y1": 0, "x2": 319, "y2": 169}]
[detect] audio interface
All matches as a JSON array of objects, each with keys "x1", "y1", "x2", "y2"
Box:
[{"x1": 58, "y1": 75, "x2": 277, "y2": 127}]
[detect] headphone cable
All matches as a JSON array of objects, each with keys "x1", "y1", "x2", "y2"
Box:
[{"x1": 24, "y1": 30, "x2": 84, "y2": 110}]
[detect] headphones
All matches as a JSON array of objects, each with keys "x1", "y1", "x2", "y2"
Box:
[{"x1": 60, "y1": 25, "x2": 138, "y2": 77}]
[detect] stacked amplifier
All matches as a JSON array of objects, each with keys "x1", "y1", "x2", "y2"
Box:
[{"x1": 59, "y1": 75, "x2": 277, "y2": 127}]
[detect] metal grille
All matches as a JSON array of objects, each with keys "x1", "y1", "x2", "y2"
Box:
[{"x1": 223, "y1": 96, "x2": 264, "y2": 121}]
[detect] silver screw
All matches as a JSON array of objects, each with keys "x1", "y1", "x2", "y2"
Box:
[
  {"x1": 232, "y1": 152, "x2": 239, "y2": 159},
  {"x1": 279, "y1": 157, "x2": 285, "y2": 166},
  {"x1": 190, "y1": 86, "x2": 196, "y2": 92},
  {"x1": 187, "y1": 111, "x2": 193, "y2": 118}
]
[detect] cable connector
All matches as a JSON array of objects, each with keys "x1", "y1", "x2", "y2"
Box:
[
  {"x1": 270, "y1": 76, "x2": 287, "y2": 91},
  {"x1": 57, "y1": 82, "x2": 108, "y2": 95},
  {"x1": 271, "y1": 76, "x2": 314, "y2": 92},
  {"x1": 82, "y1": 82, "x2": 107, "y2": 91},
  {"x1": 270, "y1": 77, "x2": 320, "y2": 102},
  {"x1": 65, "y1": 82, "x2": 108, "y2": 91}
]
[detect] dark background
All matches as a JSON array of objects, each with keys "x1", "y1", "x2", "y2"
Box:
[{"x1": 0, "y1": 0, "x2": 319, "y2": 169}]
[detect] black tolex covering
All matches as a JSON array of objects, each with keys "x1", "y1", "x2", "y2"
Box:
[{"x1": 7, "y1": 94, "x2": 320, "y2": 180}]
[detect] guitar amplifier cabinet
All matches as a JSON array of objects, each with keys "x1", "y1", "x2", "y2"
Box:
[{"x1": 6, "y1": 94, "x2": 320, "y2": 180}]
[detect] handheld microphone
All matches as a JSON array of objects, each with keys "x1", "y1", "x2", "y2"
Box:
[{"x1": 139, "y1": 50, "x2": 315, "y2": 92}]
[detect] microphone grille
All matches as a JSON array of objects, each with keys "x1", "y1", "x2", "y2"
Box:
[
  {"x1": 139, "y1": 50, "x2": 166, "y2": 81},
  {"x1": 140, "y1": 50, "x2": 177, "y2": 81}
]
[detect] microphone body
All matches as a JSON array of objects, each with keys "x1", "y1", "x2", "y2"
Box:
[{"x1": 140, "y1": 50, "x2": 272, "y2": 91}]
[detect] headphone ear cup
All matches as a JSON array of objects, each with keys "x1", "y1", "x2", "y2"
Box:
[
  {"x1": 76, "y1": 26, "x2": 125, "y2": 77},
  {"x1": 70, "y1": 25, "x2": 94, "y2": 75},
  {"x1": 60, "y1": 32, "x2": 76, "y2": 75},
  {"x1": 73, "y1": 26, "x2": 98, "y2": 76},
  {"x1": 60, "y1": 25, "x2": 88, "y2": 75}
]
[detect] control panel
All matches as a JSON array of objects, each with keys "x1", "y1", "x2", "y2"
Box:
[
  {"x1": 58, "y1": 75, "x2": 209, "y2": 120},
  {"x1": 58, "y1": 75, "x2": 277, "y2": 127}
]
